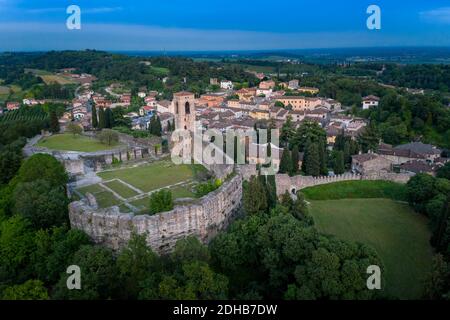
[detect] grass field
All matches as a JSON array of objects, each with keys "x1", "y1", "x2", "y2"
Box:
[
  {"x1": 310, "y1": 199, "x2": 433, "y2": 300},
  {"x1": 37, "y1": 134, "x2": 123, "y2": 152},
  {"x1": 103, "y1": 180, "x2": 139, "y2": 199},
  {"x1": 98, "y1": 161, "x2": 197, "y2": 193},
  {"x1": 77, "y1": 184, "x2": 121, "y2": 208},
  {"x1": 302, "y1": 180, "x2": 408, "y2": 201}
]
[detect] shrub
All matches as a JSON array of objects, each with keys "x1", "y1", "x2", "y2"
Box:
[{"x1": 149, "y1": 189, "x2": 174, "y2": 214}]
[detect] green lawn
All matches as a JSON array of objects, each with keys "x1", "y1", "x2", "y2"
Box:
[
  {"x1": 77, "y1": 184, "x2": 121, "y2": 208},
  {"x1": 37, "y1": 134, "x2": 122, "y2": 152},
  {"x1": 309, "y1": 199, "x2": 434, "y2": 300},
  {"x1": 98, "y1": 161, "x2": 196, "y2": 193},
  {"x1": 103, "y1": 180, "x2": 139, "y2": 199},
  {"x1": 302, "y1": 180, "x2": 408, "y2": 201}
]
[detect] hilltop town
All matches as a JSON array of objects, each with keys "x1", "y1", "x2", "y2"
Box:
[{"x1": 1, "y1": 51, "x2": 450, "y2": 301}]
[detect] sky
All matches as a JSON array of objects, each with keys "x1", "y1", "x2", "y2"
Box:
[{"x1": 1, "y1": 0, "x2": 450, "y2": 51}]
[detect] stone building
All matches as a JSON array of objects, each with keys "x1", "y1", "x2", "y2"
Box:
[
  {"x1": 171, "y1": 91, "x2": 196, "y2": 131},
  {"x1": 351, "y1": 153, "x2": 393, "y2": 175}
]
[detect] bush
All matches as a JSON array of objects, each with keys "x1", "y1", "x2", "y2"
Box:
[
  {"x1": 195, "y1": 179, "x2": 222, "y2": 198},
  {"x1": 97, "y1": 129, "x2": 119, "y2": 146},
  {"x1": 149, "y1": 189, "x2": 174, "y2": 215}
]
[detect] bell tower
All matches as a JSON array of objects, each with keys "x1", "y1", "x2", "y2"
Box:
[{"x1": 171, "y1": 91, "x2": 196, "y2": 131}]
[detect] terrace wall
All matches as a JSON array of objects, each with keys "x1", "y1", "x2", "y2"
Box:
[{"x1": 69, "y1": 174, "x2": 242, "y2": 254}]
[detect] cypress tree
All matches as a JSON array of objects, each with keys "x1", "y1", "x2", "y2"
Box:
[
  {"x1": 333, "y1": 151, "x2": 345, "y2": 175},
  {"x1": 91, "y1": 104, "x2": 98, "y2": 129},
  {"x1": 105, "y1": 108, "x2": 114, "y2": 129},
  {"x1": 291, "y1": 145, "x2": 300, "y2": 175},
  {"x1": 304, "y1": 142, "x2": 320, "y2": 177},
  {"x1": 318, "y1": 139, "x2": 328, "y2": 175},
  {"x1": 49, "y1": 111, "x2": 60, "y2": 133},
  {"x1": 242, "y1": 176, "x2": 268, "y2": 215},
  {"x1": 98, "y1": 107, "x2": 106, "y2": 129},
  {"x1": 279, "y1": 149, "x2": 293, "y2": 175}
]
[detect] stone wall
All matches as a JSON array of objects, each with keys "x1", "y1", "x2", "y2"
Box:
[
  {"x1": 275, "y1": 171, "x2": 413, "y2": 195},
  {"x1": 69, "y1": 174, "x2": 242, "y2": 254}
]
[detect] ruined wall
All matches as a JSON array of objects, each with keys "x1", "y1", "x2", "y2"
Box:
[{"x1": 69, "y1": 174, "x2": 242, "y2": 254}]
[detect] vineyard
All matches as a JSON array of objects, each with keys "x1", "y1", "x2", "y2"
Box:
[{"x1": 0, "y1": 106, "x2": 49, "y2": 123}]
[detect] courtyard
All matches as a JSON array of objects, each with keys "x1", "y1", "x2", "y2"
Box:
[{"x1": 76, "y1": 160, "x2": 208, "y2": 214}]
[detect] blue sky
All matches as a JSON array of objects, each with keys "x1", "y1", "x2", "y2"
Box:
[{"x1": 1, "y1": 0, "x2": 450, "y2": 51}]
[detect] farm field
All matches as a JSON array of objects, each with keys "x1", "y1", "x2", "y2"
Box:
[
  {"x1": 37, "y1": 134, "x2": 123, "y2": 152},
  {"x1": 25, "y1": 68, "x2": 78, "y2": 85},
  {"x1": 309, "y1": 198, "x2": 434, "y2": 300}
]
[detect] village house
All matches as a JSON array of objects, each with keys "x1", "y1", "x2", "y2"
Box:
[
  {"x1": 210, "y1": 78, "x2": 218, "y2": 86},
  {"x1": 6, "y1": 102, "x2": 20, "y2": 111},
  {"x1": 275, "y1": 96, "x2": 322, "y2": 111},
  {"x1": 298, "y1": 87, "x2": 320, "y2": 95},
  {"x1": 120, "y1": 94, "x2": 132, "y2": 106},
  {"x1": 139, "y1": 105, "x2": 156, "y2": 117},
  {"x1": 220, "y1": 80, "x2": 234, "y2": 90},
  {"x1": 362, "y1": 95, "x2": 380, "y2": 110},
  {"x1": 236, "y1": 88, "x2": 256, "y2": 102},
  {"x1": 259, "y1": 80, "x2": 276, "y2": 90},
  {"x1": 198, "y1": 93, "x2": 226, "y2": 108},
  {"x1": 249, "y1": 109, "x2": 270, "y2": 120},
  {"x1": 399, "y1": 160, "x2": 440, "y2": 176},
  {"x1": 377, "y1": 142, "x2": 442, "y2": 165},
  {"x1": 156, "y1": 100, "x2": 171, "y2": 113},
  {"x1": 288, "y1": 80, "x2": 299, "y2": 90},
  {"x1": 256, "y1": 88, "x2": 273, "y2": 98},
  {"x1": 352, "y1": 153, "x2": 393, "y2": 175}
]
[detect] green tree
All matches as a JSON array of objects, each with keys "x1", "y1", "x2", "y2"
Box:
[
  {"x1": 66, "y1": 123, "x2": 82, "y2": 136},
  {"x1": 49, "y1": 110, "x2": 60, "y2": 133},
  {"x1": 149, "y1": 189, "x2": 174, "y2": 214},
  {"x1": 116, "y1": 233, "x2": 159, "y2": 299},
  {"x1": 13, "y1": 179, "x2": 68, "y2": 230},
  {"x1": 91, "y1": 104, "x2": 98, "y2": 128},
  {"x1": 406, "y1": 173, "x2": 437, "y2": 213},
  {"x1": 279, "y1": 149, "x2": 293, "y2": 175},
  {"x1": 98, "y1": 107, "x2": 106, "y2": 129},
  {"x1": 2, "y1": 279, "x2": 49, "y2": 300},
  {"x1": 105, "y1": 108, "x2": 114, "y2": 129},
  {"x1": 358, "y1": 123, "x2": 380, "y2": 153},
  {"x1": 437, "y1": 162, "x2": 450, "y2": 180},
  {"x1": 242, "y1": 176, "x2": 268, "y2": 215},
  {"x1": 303, "y1": 142, "x2": 321, "y2": 177},
  {"x1": 15, "y1": 154, "x2": 68, "y2": 188},
  {"x1": 97, "y1": 129, "x2": 119, "y2": 146},
  {"x1": 53, "y1": 245, "x2": 118, "y2": 300},
  {"x1": 291, "y1": 145, "x2": 300, "y2": 175},
  {"x1": 333, "y1": 151, "x2": 345, "y2": 175}
]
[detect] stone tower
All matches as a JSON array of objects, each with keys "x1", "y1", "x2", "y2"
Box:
[{"x1": 171, "y1": 91, "x2": 196, "y2": 131}]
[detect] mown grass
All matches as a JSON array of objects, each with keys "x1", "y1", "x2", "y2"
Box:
[
  {"x1": 37, "y1": 134, "x2": 122, "y2": 152},
  {"x1": 302, "y1": 180, "x2": 408, "y2": 201},
  {"x1": 98, "y1": 161, "x2": 196, "y2": 193},
  {"x1": 103, "y1": 180, "x2": 139, "y2": 199},
  {"x1": 310, "y1": 199, "x2": 433, "y2": 300}
]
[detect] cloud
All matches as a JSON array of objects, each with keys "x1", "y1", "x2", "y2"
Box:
[
  {"x1": 0, "y1": 22, "x2": 449, "y2": 51},
  {"x1": 420, "y1": 7, "x2": 450, "y2": 24}
]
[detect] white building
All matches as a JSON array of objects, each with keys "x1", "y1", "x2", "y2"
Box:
[
  {"x1": 362, "y1": 95, "x2": 380, "y2": 110},
  {"x1": 220, "y1": 80, "x2": 234, "y2": 90}
]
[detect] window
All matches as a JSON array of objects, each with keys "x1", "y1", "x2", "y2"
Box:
[{"x1": 185, "y1": 102, "x2": 191, "y2": 114}]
